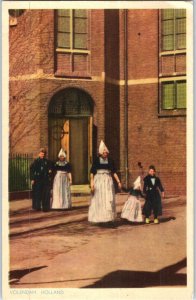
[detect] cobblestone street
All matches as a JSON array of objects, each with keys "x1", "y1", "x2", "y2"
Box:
[{"x1": 9, "y1": 194, "x2": 186, "y2": 288}]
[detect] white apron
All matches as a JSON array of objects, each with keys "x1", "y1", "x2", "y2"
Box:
[
  {"x1": 51, "y1": 171, "x2": 71, "y2": 209},
  {"x1": 121, "y1": 195, "x2": 143, "y2": 222},
  {"x1": 88, "y1": 170, "x2": 116, "y2": 223}
]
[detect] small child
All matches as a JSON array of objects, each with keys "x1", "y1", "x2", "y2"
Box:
[
  {"x1": 121, "y1": 176, "x2": 143, "y2": 222},
  {"x1": 142, "y1": 165, "x2": 165, "y2": 224}
]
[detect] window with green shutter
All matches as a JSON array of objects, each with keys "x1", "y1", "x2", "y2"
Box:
[
  {"x1": 162, "y1": 82, "x2": 175, "y2": 109},
  {"x1": 161, "y1": 81, "x2": 186, "y2": 110},
  {"x1": 176, "y1": 81, "x2": 186, "y2": 108},
  {"x1": 161, "y1": 9, "x2": 186, "y2": 51}
]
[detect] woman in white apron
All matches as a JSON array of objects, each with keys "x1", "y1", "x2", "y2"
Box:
[
  {"x1": 121, "y1": 176, "x2": 143, "y2": 222},
  {"x1": 88, "y1": 140, "x2": 122, "y2": 224},
  {"x1": 51, "y1": 148, "x2": 72, "y2": 209}
]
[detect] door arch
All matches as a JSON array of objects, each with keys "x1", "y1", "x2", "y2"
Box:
[{"x1": 48, "y1": 88, "x2": 93, "y2": 185}]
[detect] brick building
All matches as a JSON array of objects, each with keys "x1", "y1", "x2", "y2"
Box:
[{"x1": 9, "y1": 9, "x2": 186, "y2": 195}]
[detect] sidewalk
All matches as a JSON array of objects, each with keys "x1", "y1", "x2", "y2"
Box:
[{"x1": 9, "y1": 194, "x2": 186, "y2": 288}]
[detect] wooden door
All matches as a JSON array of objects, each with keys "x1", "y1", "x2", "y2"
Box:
[
  {"x1": 69, "y1": 118, "x2": 89, "y2": 184},
  {"x1": 49, "y1": 117, "x2": 92, "y2": 185},
  {"x1": 61, "y1": 120, "x2": 70, "y2": 160}
]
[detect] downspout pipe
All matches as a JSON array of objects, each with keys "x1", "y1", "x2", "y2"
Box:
[{"x1": 124, "y1": 9, "x2": 128, "y2": 189}]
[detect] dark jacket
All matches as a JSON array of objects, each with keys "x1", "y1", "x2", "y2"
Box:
[
  {"x1": 30, "y1": 157, "x2": 53, "y2": 182},
  {"x1": 143, "y1": 175, "x2": 164, "y2": 195},
  {"x1": 142, "y1": 174, "x2": 164, "y2": 216}
]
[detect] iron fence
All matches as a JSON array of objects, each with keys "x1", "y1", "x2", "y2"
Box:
[{"x1": 9, "y1": 153, "x2": 33, "y2": 192}]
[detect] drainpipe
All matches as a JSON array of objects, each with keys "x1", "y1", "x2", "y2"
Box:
[{"x1": 124, "y1": 9, "x2": 128, "y2": 189}]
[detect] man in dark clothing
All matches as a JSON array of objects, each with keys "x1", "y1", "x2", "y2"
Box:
[
  {"x1": 30, "y1": 148, "x2": 53, "y2": 212},
  {"x1": 142, "y1": 165, "x2": 165, "y2": 224}
]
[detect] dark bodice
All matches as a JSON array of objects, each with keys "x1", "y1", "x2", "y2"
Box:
[
  {"x1": 129, "y1": 188, "x2": 144, "y2": 197},
  {"x1": 90, "y1": 157, "x2": 117, "y2": 175},
  {"x1": 54, "y1": 161, "x2": 71, "y2": 173}
]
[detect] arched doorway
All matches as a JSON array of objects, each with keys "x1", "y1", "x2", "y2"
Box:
[{"x1": 48, "y1": 88, "x2": 93, "y2": 188}]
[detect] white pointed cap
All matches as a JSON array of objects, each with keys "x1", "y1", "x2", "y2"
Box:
[
  {"x1": 58, "y1": 148, "x2": 66, "y2": 158},
  {"x1": 133, "y1": 176, "x2": 141, "y2": 190},
  {"x1": 99, "y1": 140, "x2": 109, "y2": 155}
]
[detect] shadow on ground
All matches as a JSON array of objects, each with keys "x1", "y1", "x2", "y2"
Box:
[
  {"x1": 83, "y1": 258, "x2": 187, "y2": 288},
  {"x1": 10, "y1": 214, "x2": 176, "y2": 240},
  {"x1": 9, "y1": 266, "x2": 47, "y2": 284},
  {"x1": 10, "y1": 258, "x2": 186, "y2": 288}
]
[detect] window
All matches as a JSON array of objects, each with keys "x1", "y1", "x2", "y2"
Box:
[
  {"x1": 161, "y1": 80, "x2": 186, "y2": 110},
  {"x1": 56, "y1": 9, "x2": 88, "y2": 50},
  {"x1": 159, "y1": 9, "x2": 186, "y2": 117},
  {"x1": 55, "y1": 9, "x2": 90, "y2": 78},
  {"x1": 161, "y1": 9, "x2": 186, "y2": 51}
]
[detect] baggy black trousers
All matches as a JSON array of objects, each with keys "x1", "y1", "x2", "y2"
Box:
[
  {"x1": 32, "y1": 180, "x2": 51, "y2": 211},
  {"x1": 142, "y1": 190, "x2": 162, "y2": 217}
]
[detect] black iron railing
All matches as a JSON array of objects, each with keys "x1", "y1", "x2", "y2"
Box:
[{"x1": 9, "y1": 153, "x2": 33, "y2": 192}]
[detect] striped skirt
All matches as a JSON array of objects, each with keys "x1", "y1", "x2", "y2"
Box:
[{"x1": 88, "y1": 170, "x2": 116, "y2": 223}]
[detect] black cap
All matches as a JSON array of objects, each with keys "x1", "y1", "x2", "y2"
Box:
[{"x1": 149, "y1": 165, "x2": 156, "y2": 171}]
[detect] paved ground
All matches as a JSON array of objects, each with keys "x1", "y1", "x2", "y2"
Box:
[{"x1": 9, "y1": 194, "x2": 186, "y2": 288}]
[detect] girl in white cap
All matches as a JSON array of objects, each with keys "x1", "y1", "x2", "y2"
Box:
[
  {"x1": 121, "y1": 176, "x2": 143, "y2": 222},
  {"x1": 88, "y1": 140, "x2": 122, "y2": 225},
  {"x1": 51, "y1": 148, "x2": 72, "y2": 209}
]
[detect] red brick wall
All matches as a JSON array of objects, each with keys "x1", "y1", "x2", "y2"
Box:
[
  {"x1": 127, "y1": 83, "x2": 186, "y2": 195},
  {"x1": 9, "y1": 10, "x2": 54, "y2": 77},
  {"x1": 9, "y1": 9, "x2": 186, "y2": 195},
  {"x1": 127, "y1": 9, "x2": 159, "y2": 79},
  {"x1": 90, "y1": 10, "x2": 105, "y2": 77},
  {"x1": 9, "y1": 9, "x2": 106, "y2": 157},
  {"x1": 126, "y1": 10, "x2": 186, "y2": 195},
  {"x1": 9, "y1": 80, "x2": 41, "y2": 155}
]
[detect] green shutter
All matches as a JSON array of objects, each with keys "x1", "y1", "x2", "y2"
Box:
[
  {"x1": 162, "y1": 20, "x2": 174, "y2": 35},
  {"x1": 177, "y1": 82, "x2": 186, "y2": 108},
  {"x1": 175, "y1": 9, "x2": 186, "y2": 18},
  {"x1": 175, "y1": 18, "x2": 186, "y2": 50},
  {"x1": 176, "y1": 18, "x2": 186, "y2": 34},
  {"x1": 162, "y1": 35, "x2": 174, "y2": 51},
  {"x1": 176, "y1": 34, "x2": 186, "y2": 49},
  {"x1": 162, "y1": 10, "x2": 174, "y2": 51},
  {"x1": 162, "y1": 9, "x2": 174, "y2": 20},
  {"x1": 161, "y1": 9, "x2": 186, "y2": 51},
  {"x1": 162, "y1": 82, "x2": 175, "y2": 109}
]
